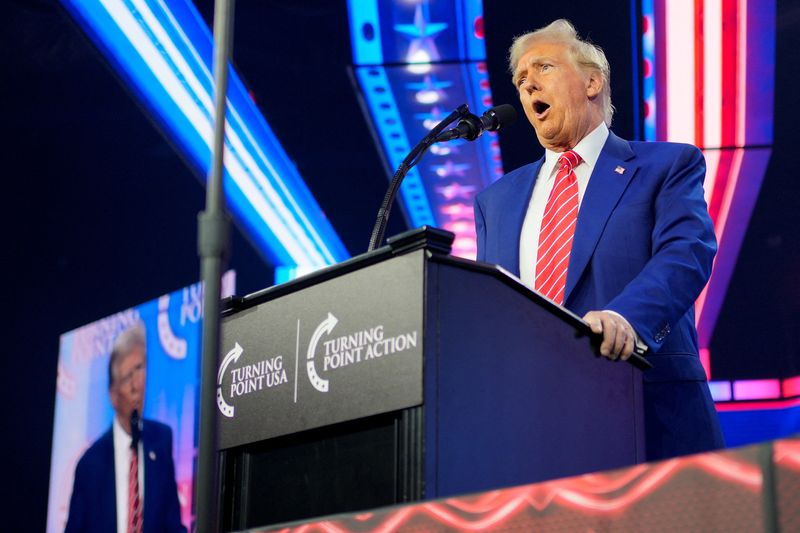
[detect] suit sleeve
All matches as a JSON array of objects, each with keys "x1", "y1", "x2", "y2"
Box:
[
  {"x1": 64, "y1": 455, "x2": 89, "y2": 533},
  {"x1": 604, "y1": 145, "x2": 716, "y2": 352}
]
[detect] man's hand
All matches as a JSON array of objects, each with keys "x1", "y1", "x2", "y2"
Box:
[{"x1": 583, "y1": 310, "x2": 636, "y2": 361}]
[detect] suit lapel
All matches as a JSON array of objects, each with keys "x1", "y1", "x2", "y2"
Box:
[
  {"x1": 498, "y1": 158, "x2": 544, "y2": 275},
  {"x1": 564, "y1": 132, "x2": 637, "y2": 303},
  {"x1": 142, "y1": 421, "x2": 156, "y2": 531}
]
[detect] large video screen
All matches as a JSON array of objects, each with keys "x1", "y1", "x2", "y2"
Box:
[{"x1": 46, "y1": 272, "x2": 235, "y2": 532}]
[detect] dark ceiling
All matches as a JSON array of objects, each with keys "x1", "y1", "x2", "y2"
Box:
[{"x1": 3, "y1": 0, "x2": 799, "y2": 528}]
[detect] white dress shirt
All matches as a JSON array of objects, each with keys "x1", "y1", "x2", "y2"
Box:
[
  {"x1": 519, "y1": 122, "x2": 609, "y2": 287},
  {"x1": 517, "y1": 122, "x2": 646, "y2": 353},
  {"x1": 113, "y1": 416, "x2": 145, "y2": 533}
]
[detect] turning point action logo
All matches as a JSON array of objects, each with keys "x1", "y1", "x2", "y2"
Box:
[
  {"x1": 306, "y1": 312, "x2": 418, "y2": 393},
  {"x1": 217, "y1": 312, "x2": 418, "y2": 417}
]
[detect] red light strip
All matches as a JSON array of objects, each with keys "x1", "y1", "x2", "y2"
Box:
[
  {"x1": 783, "y1": 376, "x2": 800, "y2": 398},
  {"x1": 716, "y1": 397, "x2": 800, "y2": 412}
]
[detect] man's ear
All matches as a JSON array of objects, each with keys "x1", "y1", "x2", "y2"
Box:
[
  {"x1": 586, "y1": 71, "x2": 603, "y2": 98},
  {"x1": 109, "y1": 386, "x2": 119, "y2": 412}
]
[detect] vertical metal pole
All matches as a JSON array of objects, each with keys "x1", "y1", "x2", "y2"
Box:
[{"x1": 196, "y1": 1, "x2": 235, "y2": 531}]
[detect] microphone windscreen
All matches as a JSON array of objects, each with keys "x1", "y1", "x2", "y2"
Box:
[
  {"x1": 490, "y1": 104, "x2": 518, "y2": 129},
  {"x1": 130, "y1": 409, "x2": 141, "y2": 448}
]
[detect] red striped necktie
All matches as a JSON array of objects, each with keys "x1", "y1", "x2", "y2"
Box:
[
  {"x1": 128, "y1": 446, "x2": 142, "y2": 533},
  {"x1": 535, "y1": 150, "x2": 582, "y2": 305}
]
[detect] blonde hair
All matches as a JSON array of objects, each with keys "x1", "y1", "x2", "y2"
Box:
[
  {"x1": 108, "y1": 323, "x2": 146, "y2": 388},
  {"x1": 509, "y1": 19, "x2": 614, "y2": 126}
]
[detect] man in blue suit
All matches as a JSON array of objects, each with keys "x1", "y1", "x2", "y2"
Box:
[
  {"x1": 474, "y1": 19, "x2": 725, "y2": 461},
  {"x1": 65, "y1": 324, "x2": 186, "y2": 533}
]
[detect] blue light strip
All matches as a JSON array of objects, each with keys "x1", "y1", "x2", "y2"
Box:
[
  {"x1": 61, "y1": 0, "x2": 349, "y2": 270},
  {"x1": 348, "y1": 0, "x2": 383, "y2": 65}
]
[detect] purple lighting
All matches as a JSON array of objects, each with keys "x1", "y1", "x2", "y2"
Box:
[{"x1": 733, "y1": 380, "x2": 782, "y2": 401}]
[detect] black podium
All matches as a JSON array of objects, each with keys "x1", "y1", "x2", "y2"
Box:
[{"x1": 217, "y1": 228, "x2": 646, "y2": 530}]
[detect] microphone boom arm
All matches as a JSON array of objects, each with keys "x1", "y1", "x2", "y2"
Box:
[{"x1": 367, "y1": 104, "x2": 470, "y2": 252}]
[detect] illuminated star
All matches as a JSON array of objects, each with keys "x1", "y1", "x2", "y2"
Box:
[
  {"x1": 414, "y1": 105, "x2": 446, "y2": 129},
  {"x1": 431, "y1": 160, "x2": 471, "y2": 178},
  {"x1": 436, "y1": 182, "x2": 477, "y2": 200},
  {"x1": 394, "y1": 3, "x2": 448, "y2": 63},
  {"x1": 405, "y1": 75, "x2": 452, "y2": 92},
  {"x1": 440, "y1": 203, "x2": 474, "y2": 218},
  {"x1": 406, "y1": 75, "x2": 452, "y2": 105}
]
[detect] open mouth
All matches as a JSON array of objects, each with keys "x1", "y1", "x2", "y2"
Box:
[{"x1": 533, "y1": 101, "x2": 550, "y2": 117}]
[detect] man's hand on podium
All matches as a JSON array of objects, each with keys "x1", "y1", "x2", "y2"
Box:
[{"x1": 583, "y1": 310, "x2": 637, "y2": 361}]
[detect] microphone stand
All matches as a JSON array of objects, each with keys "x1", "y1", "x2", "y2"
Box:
[
  {"x1": 196, "y1": 0, "x2": 235, "y2": 532},
  {"x1": 367, "y1": 104, "x2": 470, "y2": 252}
]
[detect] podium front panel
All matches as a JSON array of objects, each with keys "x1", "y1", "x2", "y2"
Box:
[{"x1": 218, "y1": 251, "x2": 426, "y2": 449}]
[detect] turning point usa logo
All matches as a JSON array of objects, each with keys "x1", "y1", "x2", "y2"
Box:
[
  {"x1": 216, "y1": 343, "x2": 288, "y2": 418},
  {"x1": 306, "y1": 312, "x2": 419, "y2": 393},
  {"x1": 217, "y1": 312, "x2": 418, "y2": 417}
]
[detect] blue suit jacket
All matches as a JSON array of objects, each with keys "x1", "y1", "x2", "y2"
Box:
[
  {"x1": 475, "y1": 132, "x2": 724, "y2": 460},
  {"x1": 65, "y1": 419, "x2": 186, "y2": 533}
]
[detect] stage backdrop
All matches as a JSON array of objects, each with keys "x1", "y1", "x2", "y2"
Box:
[{"x1": 46, "y1": 272, "x2": 235, "y2": 532}]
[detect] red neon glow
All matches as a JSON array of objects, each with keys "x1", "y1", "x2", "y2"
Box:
[
  {"x1": 736, "y1": 0, "x2": 748, "y2": 148},
  {"x1": 716, "y1": 397, "x2": 800, "y2": 412},
  {"x1": 694, "y1": 0, "x2": 704, "y2": 146},
  {"x1": 703, "y1": 0, "x2": 723, "y2": 148},
  {"x1": 782, "y1": 376, "x2": 800, "y2": 398},
  {"x1": 699, "y1": 347, "x2": 711, "y2": 379},
  {"x1": 774, "y1": 439, "x2": 800, "y2": 471},
  {"x1": 473, "y1": 16, "x2": 484, "y2": 39},
  {"x1": 712, "y1": 147, "x2": 745, "y2": 253},
  {"x1": 266, "y1": 451, "x2": 765, "y2": 533},
  {"x1": 720, "y1": 0, "x2": 738, "y2": 146},
  {"x1": 643, "y1": 58, "x2": 652, "y2": 78}
]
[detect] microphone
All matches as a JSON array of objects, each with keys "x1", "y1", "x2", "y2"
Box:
[
  {"x1": 130, "y1": 409, "x2": 141, "y2": 449},
  {"x1": 435, "y1": 104, "x2": 517, "y2": 143}
]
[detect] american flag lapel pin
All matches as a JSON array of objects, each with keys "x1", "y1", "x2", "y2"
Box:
[{"x1": 615, "y1": 166, "x2": 625, "y2": 174}]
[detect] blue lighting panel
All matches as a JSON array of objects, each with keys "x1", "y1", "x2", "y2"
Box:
[
  {"x1": 350, "y1": 0, "x2": 481, "y2": 65},
  {"x1": 719, "y1": 405, "x2": 800, "y2": 448},
  {"x1": 348, "y1": 0, "x2": 503, "y2": 258},
  {"x1": 641, "y1": 0, "x2": 657, "y2": 141},
  {"x1": 61, "y1": 0, "x2": 349, "y2": 270}
]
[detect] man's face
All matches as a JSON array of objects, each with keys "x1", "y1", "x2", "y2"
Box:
[
  {"x1": 110, "y1": 347, "x2": 146, "y2": 425},
  {"x1": 513, "y1": 40, "x2": 602, "y2": 151}
]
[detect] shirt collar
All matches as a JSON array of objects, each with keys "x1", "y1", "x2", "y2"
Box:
[{"x1": 542, "y1": 122, "x2": 609, "y2": 180}]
